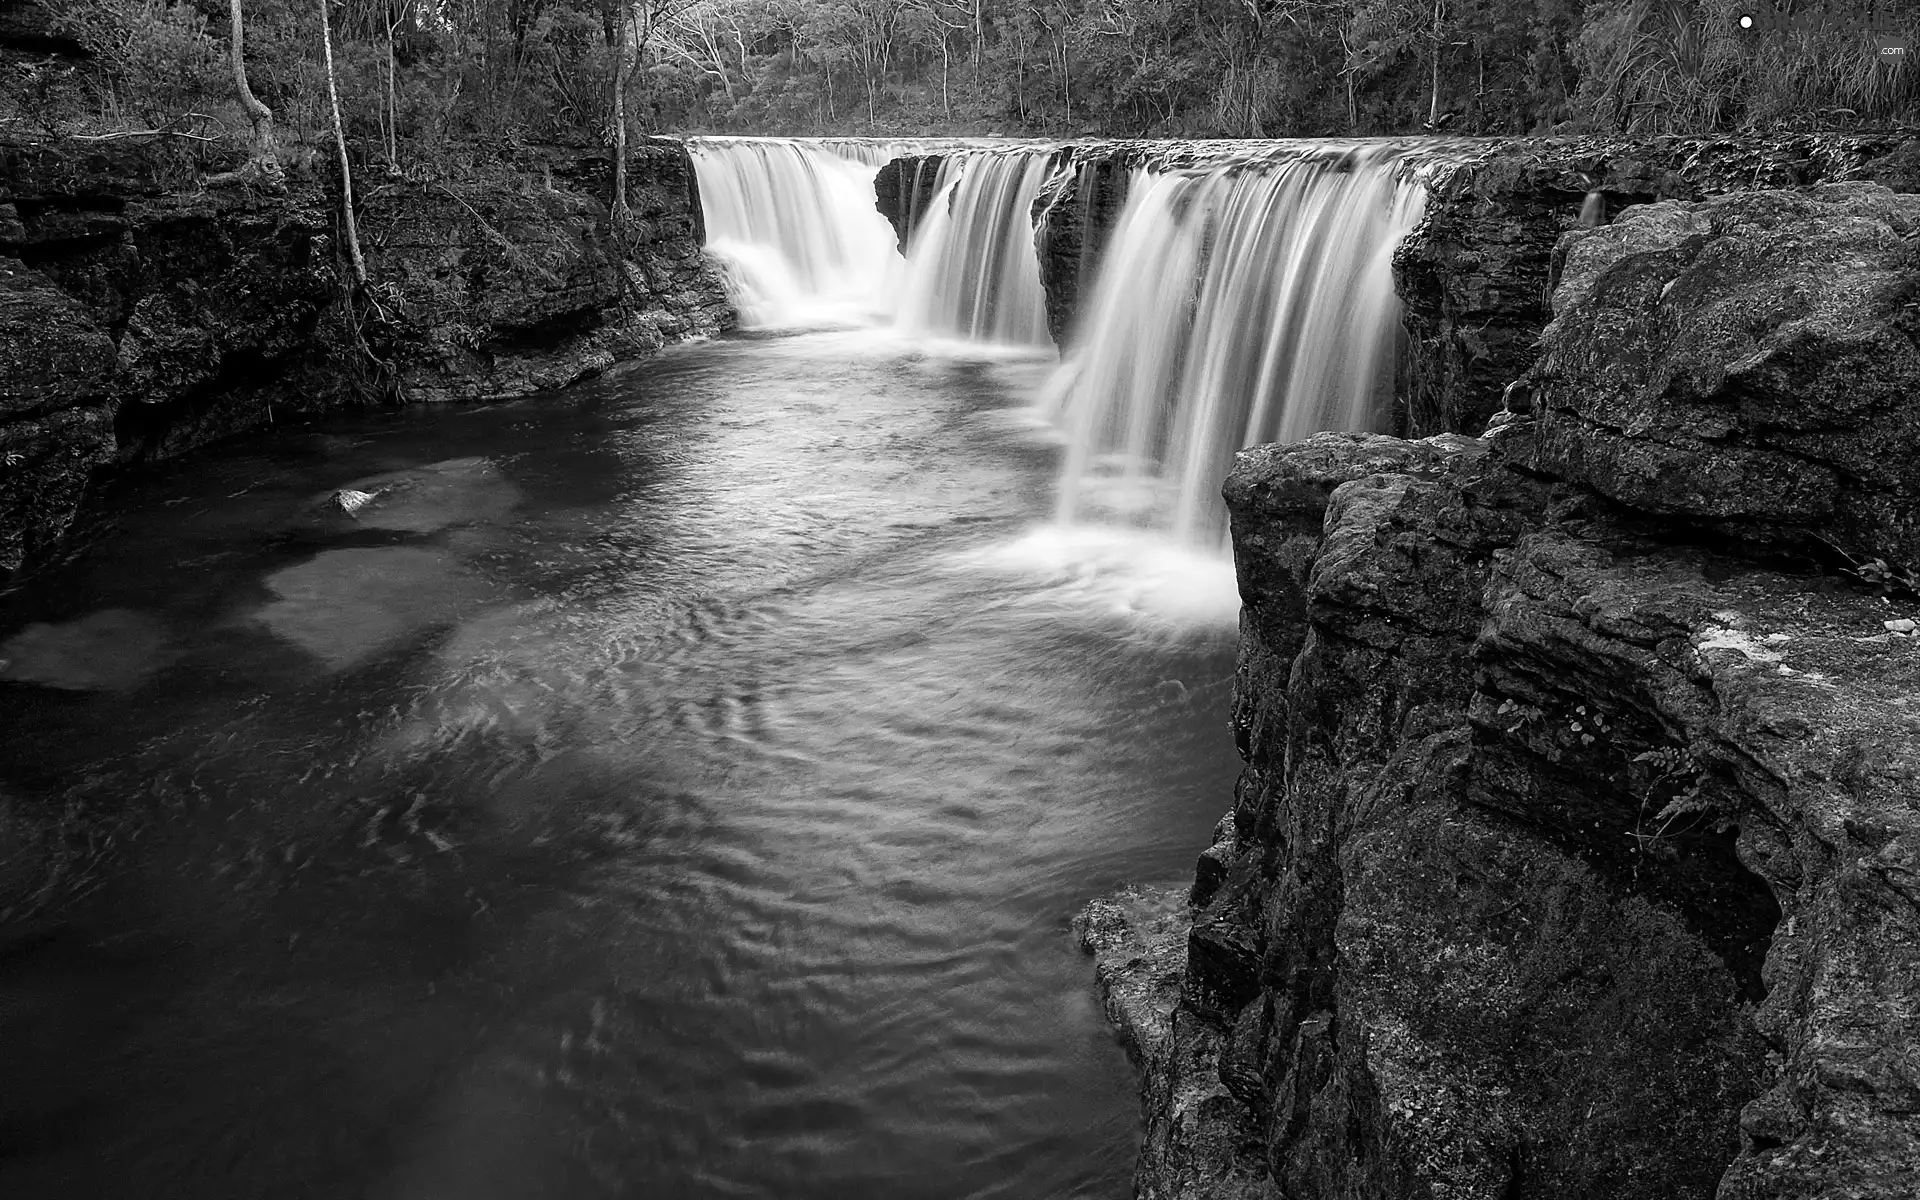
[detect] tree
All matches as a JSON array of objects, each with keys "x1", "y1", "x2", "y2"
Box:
[
  {"x1": 610, "y1": 0, "x2": 636, "y2": 224},
  {"x1": 383, "y1": 0, "x2": 410, "y2": 168},
  {"x1": 318, "y1": 0, "x2": 369, "y2": 285},
  {"x1": 610, "y1": 0, "x2": 702, "y2": 224},
  {"x1": 225, "y1": 0, "x2": 283, "y2": 183}
]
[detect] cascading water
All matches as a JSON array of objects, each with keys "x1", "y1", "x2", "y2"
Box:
[
  {"x1": 1046, "y1": 144, "x2": 1430, "y2": 547},
  {"x1": 688, "y1": 136, "x2": 1432, "y2": 549},
  {"x1": 687, "y1": 137, "x2": 899, "y2": 327},
  {"x1": 894, "y1": 149, "x2": 1055, "y2": 347}
]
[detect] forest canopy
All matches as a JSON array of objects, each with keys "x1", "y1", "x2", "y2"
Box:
[{"x1": 2, "y1": 0, "x2": 1915, "y2": 154}]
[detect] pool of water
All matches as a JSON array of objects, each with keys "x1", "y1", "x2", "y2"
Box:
[{"x1": 0, "y1": 329, "x2": 1242, "y2": 1200}]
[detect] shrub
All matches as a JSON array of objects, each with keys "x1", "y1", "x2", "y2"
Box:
[{"x1": 51, "y1": 0, "x2": 224, "y2": 127}]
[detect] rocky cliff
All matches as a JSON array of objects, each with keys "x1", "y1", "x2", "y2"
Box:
[
  {"x1": 1084, "y1": 182, "x2": 1920, "y2": 1199},
  {"x1": 1392, "y1": 131, "x2": 1920, "y2": 438},
  {"x1": 0, "y1": 137, "x2": 731, "y2": 578},
  {"x1": 359, "y1": 141, "x2": 730, "y2": 408}
]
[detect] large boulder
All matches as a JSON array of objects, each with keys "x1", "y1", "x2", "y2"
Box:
[
  {"x1": 1393, "y1": 131, "x2": 1919, "y2": 438},
  {"x1": 1529, "y1": 183, "x2": 1920, "y2": 572},
  {"x1": 359, "y1": 141, "x2": 733, "y2": 406}
]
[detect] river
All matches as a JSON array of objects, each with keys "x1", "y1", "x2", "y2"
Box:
[{"x1": 0, "y1": 327, "x2": 1242, "y2": 1199}]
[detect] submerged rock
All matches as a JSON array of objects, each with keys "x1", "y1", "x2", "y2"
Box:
[
  {"x1": 255, "y1": 546, "x2": 495, "y2": 670},
  {"x1": 1098, "y1": 182, "x2": 1920, "y2": 1199},
  {"x1": 0, "y1": 608, "x2": 172, "y2": 691}
]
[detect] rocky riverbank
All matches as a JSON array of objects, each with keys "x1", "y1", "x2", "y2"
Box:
[
  {"x1": 0, "y1": 137, "x2": 732, "y2": 579},
  {"x1": 1081, "y1": 181, "x2": 1920, "y2": 1199}
]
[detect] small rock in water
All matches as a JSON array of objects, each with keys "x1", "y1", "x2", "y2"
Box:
[
  {"x1": 331, "y1": 488, "x2": 377, "y2": 515},
  {"x1": 324, "y1": 459, "x2": 520, "y2": 534},
  {"x1": 1885, "y1": 618, "x2": 1916, "y2": 635}
]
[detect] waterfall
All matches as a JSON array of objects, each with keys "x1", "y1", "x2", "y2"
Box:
[
  {"x1": 1046, "y1": 145, "x2": 1429, "y2": 547},
  {"x1": 895, "y1": 150, "x2": 1054, "y2": 347},
  {"x1": 687, "y1": 137, "x2": 900, "y2": 328}
]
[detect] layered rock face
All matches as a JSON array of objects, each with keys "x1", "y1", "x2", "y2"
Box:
[
  {"x1": 1086, "y1": 183, "x2": 1920, "y2": 1199},
  {"x1": 1030, "y1": 147, "x2": 1130, "y2": 347},
  {"x1": 0, "y1": 141, "x2": 338, "y2": 573},
  {"x1": 1394, "y1": 131, "x2": 1920, "y2": 438},
  {"x1": 872, "y1": 154, "x2": 947, "y2": 252},
  {"x1": 872, "y1": 142, "x2": 1135, "y2": 348},
  {"x1": 362, "y1": 141, "x2": 730, "y2": 406},
  {"x1": 0, "y1": 137, "x2": 731, "y2": 577}
]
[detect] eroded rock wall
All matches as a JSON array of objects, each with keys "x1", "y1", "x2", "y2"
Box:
[
  {"x1": 359, "y1": 141, "x2": 731, "y2": 407},
  {"x1": 1030, "y1": 147, "x2": 1130, "y2": 348},
  {"x1": 872, "y1": 142, "x2": 1135, "y2": 350},
  {"x1": 0, "y1": 137, "x2": 732, "y2": 578},
  {"x1": 0, "y1": 140, "x2": 339, "y2": 573},
  {"x1": 1394, "y1": 131, "x2": 1920, "y2": 438},
  {"x1": 872, "y1": 154, "x2": 946, "y2": 253},
  {"x1": 1086, "y1": 183, "x2": 1920, "y2": 1200}
]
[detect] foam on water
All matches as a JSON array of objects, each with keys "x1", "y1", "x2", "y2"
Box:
[
  {"x1": 1046, "y1": 145, "x2": 1431, "y2": 547},
  {"x1": 688, "y1": 138, "x2": 902, "y2": 328},
  {"x1": 946, "y1": 524, "x2": 1242, "y2": 642},
  {"x1": 895, "y1": 149, "x2": 1055, "y2": 347}
]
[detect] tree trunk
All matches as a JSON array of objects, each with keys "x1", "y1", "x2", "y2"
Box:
[
  {"x1": 386, "y1": 9, "x2": 400, "y2": 170},
  {"x1": 319, "y1": 0, "x2": 369, "y2": 287},
  {"x1": 610, "y1": 2, "x2": 633, "y2": 228},
  {"x1": 1058, "y1": 33, "x2": 1071, "y2": 124},
  {"x1": 1428, "y1": 0, "x2": 1443, "y2": 127},
  {"x1": 226, "y1": 0, "x2": 281, "y2": 182}
]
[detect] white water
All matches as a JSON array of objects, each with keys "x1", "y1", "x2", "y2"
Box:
[
  {"x1": 686, "y1": 138, "x2": 900, "y2": 327},
  {"x1": 687, "y1": 137, "x2": 1435, "y2": 551},
  {"x1": 1046, "y1": 145, "x2": 1430, "y2": 547},
  {"x1": 895, "y1": 150, "x2": 1054, "y2": 347}
]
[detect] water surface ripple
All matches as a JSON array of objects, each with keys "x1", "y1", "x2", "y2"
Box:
[{"x1": 0, "y1": 331, "x2": 1240, "y2": 1200}]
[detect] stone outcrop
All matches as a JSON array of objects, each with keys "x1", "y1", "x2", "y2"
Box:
[
  {"x1": 872, "y1": 154, "x2": 947, "y2": 252},
  {"x1": 358, "y1": 141, "x2": 730, "y2": 406},
  {"x1": 0, "y1": 137, "x2": 732, "y2": 578},
  {"x1": 1394, "y1": 131, "x2": 1920, "y2": 439},
  {"x1": 1088, "y1": 182, "x2": 1920, "y2": 1199},
  {"x1": 1528, "y1": 183, "x2": 1920, "y2": 576},
  {"x1": 0, "y1": 139, "x2": 334, "y2": 573},
  {"x1": 1030, "y1": 147, "x2": 1131, "y2": 347},
  {"x1": 874, "y1": 144, "x2": 1134, "y2": 348}
]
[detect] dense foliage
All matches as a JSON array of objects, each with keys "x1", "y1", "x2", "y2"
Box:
[{"x1": 2, "y1": 0, "x2": 1914, "y2": 152}]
